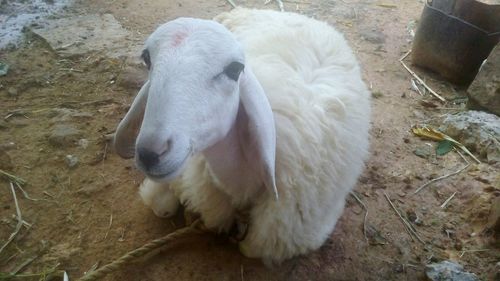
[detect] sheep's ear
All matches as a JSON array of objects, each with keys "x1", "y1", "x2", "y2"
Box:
[
  {"x1": 114, "y1": 81, "x2": 150, "y2": 158},
  {"x1": 238, "y1": 67, "x2": 278, "y2": 200}
]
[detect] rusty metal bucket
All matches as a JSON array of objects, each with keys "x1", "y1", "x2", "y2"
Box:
[{"x1": 411, "y1": 0, "x2": 500, "y2": 87}]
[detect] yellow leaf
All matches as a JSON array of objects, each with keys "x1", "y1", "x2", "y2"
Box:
[
  {"x1": 411, "y1": 126, "x2": 481, "y2": 164},
  {"x1": 411, "y1": 126, "x2": 446, "y2": 142}
]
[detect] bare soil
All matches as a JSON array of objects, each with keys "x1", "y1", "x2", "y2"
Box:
[{"x1": 1, "y1": 0, "x2": 499, "y2": 280}]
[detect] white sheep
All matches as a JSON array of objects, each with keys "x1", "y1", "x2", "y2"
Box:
[{"x1": 114, "y1": 8, "x2": 371, "y2": 263}]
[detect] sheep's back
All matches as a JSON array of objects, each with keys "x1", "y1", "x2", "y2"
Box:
[{"x1": 217, "y1": 7, "x2": 370, "y2": 191}]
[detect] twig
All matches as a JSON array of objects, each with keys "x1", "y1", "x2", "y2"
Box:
[
  {"x1": 459, "y1": 248, "x2": 490, "y2": 258},
  {"x1": 399, "y1": 50, "x2": 446, "y2": 102},
  {"x1": 411, "y1": 79, "x2": 424, "y2": 96},
  {"x1": 226, "y1": 0, "x2": 237, "y2": 8},
  {"x1": 440, "y1": 192, "x2": 457, "y2": 208},
  {"x1": 384, "y1": 192, "x2": 425, "y2": 244},
  {"x1": 104, "y1": 214, "x2": 113, "y2": 240},
  {"x1": 0, "y1": 169, "x2": 26, "y2": 186},
  {"x1": 455, "y1": 149, "x2": 468, "y2": 163},
  {"x1": 0, "y1": 182, "x2": 24, "y2": 254},
  {"x1": 240, "y1": 264, "x2": 244, "y2": 281},
  {"x1": 102, "y1": 142, "x2": 108, "y2": 162},
  {"x1": 59, "y1": 67, "x2": 84, "y2": 73},
  {"x1": 350, "y1": 192, "x2": 368, "y2": 242},
  {"x1": 413, "y1": 164, "x2": 470, "y2": 194},
  {"x1": 10, "y1": 255, "x2": 38, "y2": 275},
  {"x1": 14, "y1": 182, "x2": 41, "y2": 202}
]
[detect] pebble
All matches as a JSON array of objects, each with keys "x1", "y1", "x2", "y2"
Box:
[
  {"x1": 78, "y1": 138, "x2": 89, "y2": 149},
  {"x1": 48, "y1": 124, "x2": 82, "y2": 147},
  {"x1": 426, "y1": 261, "x2": 479, "y2": 281},
  {"x1": 359, "y1": 28, "x2": 386, "y2": 44},
  {"x1": 7, "y1": 87, "x2": 18, "y2": 97},
  {"x1": 65, "y1": 155, "x2": 79, "y2": 168}
]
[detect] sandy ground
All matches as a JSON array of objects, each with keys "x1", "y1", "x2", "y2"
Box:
[{"x1": 0, "y1": 0, "x2": 499, "y2": 280}]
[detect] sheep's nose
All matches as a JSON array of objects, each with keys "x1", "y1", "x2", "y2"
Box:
[{"x1": 137, "y1": 148, "x2": 160, "y2": 170}]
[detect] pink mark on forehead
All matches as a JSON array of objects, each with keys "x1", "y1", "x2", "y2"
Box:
[{"x1": 172, "y1": 31, "x2": 188, "y2": 47}]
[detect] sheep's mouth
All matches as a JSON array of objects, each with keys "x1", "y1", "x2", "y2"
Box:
[{"x1": 142, "y1": 153, "x2": 190, "y2": 182}]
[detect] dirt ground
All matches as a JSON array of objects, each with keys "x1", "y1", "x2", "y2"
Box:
[{"x1": 1, "y1": 0, "x2": 499, "y2": 280}]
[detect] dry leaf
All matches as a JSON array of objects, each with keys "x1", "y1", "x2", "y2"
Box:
[{"x1": 411, "y1": 126, "x2": 481, "y2": 163}]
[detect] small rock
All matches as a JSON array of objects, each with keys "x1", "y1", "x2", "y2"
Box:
[
  {"x1": 366, "y1": 224, "x2": 387, "y2": 245},
  {"x1": 78, "y1": 138, "x2": 89, "y2": 149},
  {"x1": 48, "y1": 108, "x2": 93, "y2": 123},
  {"x1": 0, "y1": 142, "x2": 16, "y2": 151},
  {"x1": 412, "y1": 110, "x2": 426, "y2": 120},
  {"x1": 359, "y1": 28, "x2": 386, "y2": 44},
  {"x1": 0, "y1": 62, "x2": 9, "y2": 76},
  {"x1": 65, "y1": 155, "x2": 79, "y2": 168},
  {"x1": 7, "y1": 87, "x2": 18, "y2": 97},
  {"x1": 426, "y1": 260, "x2": 479, "y2": 281},
  {"x1": 414, "y1": 145, "x2": 433, "y2": 159},
  {"x1": 407, "y1": 210, "x2": 423, "y2": 226},
  {"x1": 48, "y1": 124, "x2": 82, "y2": 147}
]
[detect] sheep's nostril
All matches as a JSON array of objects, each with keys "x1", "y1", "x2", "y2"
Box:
[{"x1": 138, "y1": 148, "x2": 160, "y2": 169}]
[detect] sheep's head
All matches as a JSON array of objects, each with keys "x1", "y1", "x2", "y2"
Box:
[{"x1": 114, "y1": 18, "x2": 278, "y2": 198}]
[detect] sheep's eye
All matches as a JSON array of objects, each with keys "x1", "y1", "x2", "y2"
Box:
[
  {"x1": 141, "y1": 49, "x2": 151, "y2": 70},
  {"x1": 223, "y1": 61, "x2": 244, "y2": 81}
]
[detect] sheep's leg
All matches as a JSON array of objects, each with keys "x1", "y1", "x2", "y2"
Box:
[
  {"x1": 174, "y1": 181, "x2": 236, "y2": 232},
  {"x1": 239, "y1": 194, "x2": 345, "y2": 263},
  {"x1": 139, "y1": 178, "x2": 180, "y2": 218}
]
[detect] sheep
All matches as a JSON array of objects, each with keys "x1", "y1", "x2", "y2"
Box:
[{"x1": 114, "y1": 7, "x2": 371, "y2": 263}]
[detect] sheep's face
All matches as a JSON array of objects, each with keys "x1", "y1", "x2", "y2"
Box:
[
  {"x1": 130, "y1": 19, "x2": 246, "y2": 181},
  {"x1": 114, "y1": 17, "x2": 277, "y2": 198}
]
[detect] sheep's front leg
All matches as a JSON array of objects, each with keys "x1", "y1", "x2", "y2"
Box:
[
  {"x1": 139, "y1": 178, "x2": 180, "y2": 218},
  {"x1": 175, "y1": 181, "x2": 236, "y2": 232}
]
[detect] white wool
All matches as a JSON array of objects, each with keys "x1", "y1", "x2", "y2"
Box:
[{"x1": 140, "y1": 8, "x2": 370, "y2": 263}]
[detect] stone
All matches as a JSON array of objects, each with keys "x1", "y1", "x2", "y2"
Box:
[
  {"x1": 426, "y1": 260, "x2": 479, "y2": 281},
  {"x1": 439, "y1": 111, "x2": 500, "y2": 163},
  {"x1": 467, "y1": 46, "x2": 500, "y2": 116},
  {"x1": 28, "y1": 14, "x2": 141, "y2": 59},
  {"x1": 78, "y1": 139, "x2": 89, "y2": 149},
  {"x1": 65, "y1": 155, "x2": 79, "y2": 168},
  {"x1": 48, "y1": 124, "x2": 82, "y2": 147},
  {"x1": 359, "y1": 28, "x2": 386, "y2": 44},
  {"x1": 48, "y1": 108, "x2": 93, "y2": 123},
  {"x1": 0, "y1": 62, "x2": 9, "y2": 76},
  {"x1": 7, "y1": 87, "x2": 18, "y2": 97},
  {"x1": 414, "y1": 145, "x2": 433, "y2": 159}
]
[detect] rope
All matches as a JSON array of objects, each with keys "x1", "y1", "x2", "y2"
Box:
[{"x1": 77, "y1": 220, "x2": 205, "y2": 281}]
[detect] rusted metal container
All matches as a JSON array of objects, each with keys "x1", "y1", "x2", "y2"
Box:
[{"x1": 411, "y1": 0, "x2": 500, "y2": 87}]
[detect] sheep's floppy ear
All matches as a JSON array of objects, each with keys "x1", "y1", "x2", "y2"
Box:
[
  {"x1": 238, "y1": 67, "x2": 278, "y2": 200},
  {"x1": 114, "y1": 81, "x2": 150, "y2": 159}
]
